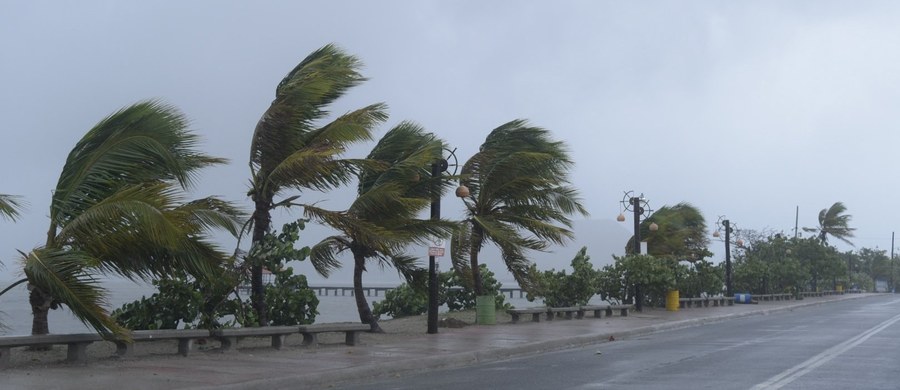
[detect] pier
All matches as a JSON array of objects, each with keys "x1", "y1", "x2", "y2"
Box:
[
  {"x1": 306, "y1": 286, "x2": 527, "y2": 298},
  {"x1": 239, "y1": 284, "x2": 528, "y2": 298}
]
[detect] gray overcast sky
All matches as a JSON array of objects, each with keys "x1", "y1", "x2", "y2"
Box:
[{"x1": 2, "y1": 1, "x2": 899, "y2": 283}]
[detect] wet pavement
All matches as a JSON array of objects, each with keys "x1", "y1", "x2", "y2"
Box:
[{"x1": 0, "y1": 293, "x2": 877, "y2": 390}]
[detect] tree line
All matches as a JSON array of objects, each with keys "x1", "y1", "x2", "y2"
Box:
[
  {"x1": 1, "y1": 45, "x2": 890, "y2": 340},
  {"x1": 0, "y1": 44, "x2": 586, "y2": 337}
]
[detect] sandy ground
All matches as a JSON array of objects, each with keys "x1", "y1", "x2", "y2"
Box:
[{"x1": 5, "y1": 309, "x2": 514, "y2": 369}]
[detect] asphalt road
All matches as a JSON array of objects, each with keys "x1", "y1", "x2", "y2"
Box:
[{"x1": 338, "y1": 295, "x2": 900, "y2": 390}]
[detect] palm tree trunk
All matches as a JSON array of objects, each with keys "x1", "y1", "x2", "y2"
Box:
[
  {"x1": 250, "y1": 199, "x2": 272, "y2": 326},
  {"x1": 469, "y1": 226, "x2": 485, "y2": 296},
  {"x1": 29, "y1": 286, "x2": 52, "y2": 340},
  {"x1": 353, "y1": 254, "x2": 382, "y2": 333}
]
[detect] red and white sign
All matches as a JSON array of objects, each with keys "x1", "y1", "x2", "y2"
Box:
[{"x1": 428, "y1": 239, "x2": 446, "y2": 257}]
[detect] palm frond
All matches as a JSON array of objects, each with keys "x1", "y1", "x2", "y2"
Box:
[
  {"x1": 21, "y1": 248, "x2": 129, "y2": 340},
  {"x1": 173, "y1": 197, "x2": 246, "y2": 238},
  {"x1": 0, "y1": 194, "x2": 24, "y2": 221},
  {"x1": 56, "y1": 182, "x2": 231, "y2": 281},
  {"x1": 51, "y1": 100, "x2": 224, "y2": 230},
  {"x1": 249, "y1": 43, "x2": 387, "y2": 199},
  {"x1": 308, "y1": 236, "x2": 350, "y2": 277}
]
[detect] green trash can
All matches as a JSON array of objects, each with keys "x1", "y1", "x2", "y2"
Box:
[{"x1": 476, "y1": 295, "x2": 496, "y2": 325}]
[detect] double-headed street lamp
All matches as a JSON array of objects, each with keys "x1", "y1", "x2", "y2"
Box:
[
  {"x1": 617, "y1": 191, "x2": 657, "y2": 311},
  {"x1": 712, "y1": 216, "x2": 743, "y2": 297},
  {"x1": 427, "y1": 148, "x2": 467, "y2": 334}
]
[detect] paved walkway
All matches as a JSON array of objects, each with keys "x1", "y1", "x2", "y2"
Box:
[{"x1": 0, "y1": 293, "x2": 877, "y2": 390}]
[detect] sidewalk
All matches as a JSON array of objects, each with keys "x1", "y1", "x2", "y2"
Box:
[{"x1": 0, "y1": 293, "x2": 877, "y2": 390}]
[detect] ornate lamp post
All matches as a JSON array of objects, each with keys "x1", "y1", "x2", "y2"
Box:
[
  {"x1": 427, "y1": 148, "x2": 467, "y2": 334},
  {"x1": 617, "y1": 191, "x2": 657, "y2": 311},
  {"x1": 713, "y1": 216, "x2": 743, "y2": 297}
]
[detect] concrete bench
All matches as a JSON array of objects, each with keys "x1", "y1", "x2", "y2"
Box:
[
  {"x1": 116, "y1": 329, "x2": 212, "y2": 356},
  {"x1": 547, "y1": 307, "x2": 581, "y2": 320},
  {"x1": 297, "y1": 323, "x2": 370, "y2": 347},
  {"x1": 607, "y1": 304, "x2": 633, "y2": 317},
  {"x1": 212, "y1": 326, "x2": 298, "y2": 351},
  {"x1": 0, "y1": 333, "x2": 103, "y2": 367},
  {"x1": 578, "y1": 305, "x2": 607, "y2": 319},
  {"x1": 508, "y1": 308, "x2": 549, "y2": 323}
]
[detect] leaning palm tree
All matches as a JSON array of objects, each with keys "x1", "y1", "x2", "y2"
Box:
[
  {"x1": 5, "y1": 101, "x2": 242, "y2": 338},
  {"x1": 803, "y1": 201, "x2": 855, "y2": 246},
  {"x1": 626, "y1": 202, "x2": 711, "y2": 260},
  {"x1": 303, "y1": 123, "x2": 455, "y2": 332},
  {"x1": 451, "y1": 120, "x2": 589, "y2": 296},
  {"x1": 246, "y1": 44, "x2": 387, "y2": 325},
  {"x1": 0, "y1": 194, "x2": 24, "y2": 221}
]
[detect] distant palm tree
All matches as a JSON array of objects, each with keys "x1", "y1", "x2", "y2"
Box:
[
  {"x1": 451, "y1": 120, "x2": 588, "y2": 295},
  {"x1": 803, "y1": 202, "x2": 855, "y2": 246},
  {"x1": 304, "y1": 123, "x2": 455, "y2": 332},
  {"x1": 626, "y1": 202, "x2": 711, "y2": 260},
  {"x1": 5, "y1": 101, "x2": 242, "y2": 338},
  {"x1": 246, "y1": 44, "x2": 387, "y2": 325},
  {"x1": 0, "y1": 194, "x2": 23, "y2": 221}
]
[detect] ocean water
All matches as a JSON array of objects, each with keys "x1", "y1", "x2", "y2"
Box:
[{"x1": 0, "y1": 279, "x2": 563, "y2": 336}]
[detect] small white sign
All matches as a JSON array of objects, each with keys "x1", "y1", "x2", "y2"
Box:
[{"x1": 428, "y1": 238, "x2": 446, "y2": 257}]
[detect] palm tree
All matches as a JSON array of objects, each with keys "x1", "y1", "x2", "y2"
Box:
[
  {"x1": 451, "y1": 120, "x2": 589, "y2": 296},
  {"x1": 626, "y1": 202, "x2": 711, "y2": 260},
  {"x1": 803, "y1": 201, "x2": 855, "y2": 246},
  {"x1": 0, "y1": 194, "x2": 24, "y2": 221},
  {"x1": 303, "y1": 122, "x2": 455, "y2": 332},
  {"x1": 246, "y1": 44, "x2": 387, "y2": 325},
  {"x1": 6, "y1": 101, "x2": 242, "y2": 338}
]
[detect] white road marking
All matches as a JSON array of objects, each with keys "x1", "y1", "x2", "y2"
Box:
[{"x1": 751, "y1": 311, "x2": 900, "y2": 389}]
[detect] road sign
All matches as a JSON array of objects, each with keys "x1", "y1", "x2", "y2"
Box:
[{"x1": 428, "y1": 238, "x2": 446, "y2": 257}]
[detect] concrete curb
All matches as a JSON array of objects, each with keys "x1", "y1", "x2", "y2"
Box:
[{"x1": 195, "y1": 294, "x2": 873, "y2": 389}]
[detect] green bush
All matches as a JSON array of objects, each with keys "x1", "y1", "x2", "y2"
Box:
[
  {"x1": 370, "y1": 265, "x2": 509, "y2": 319},
  {"x1": 372, "y1": 283, "x2": 427, "y2": 318},
  {"x1": 443, "y1": 264, "x2": 508, "y2": 311},
  {"x1": 264, "y1": 267, "x2": 318, "y2": 326},
  {"x1": 112, "y1": 277, "x2": 203, "y2": 330},
  {"x1": 596, "y1": 254, "x2": 676, "y2": 308},
  {"x1": 528, "y1": 247, "x2": 599, "y2": 307}
]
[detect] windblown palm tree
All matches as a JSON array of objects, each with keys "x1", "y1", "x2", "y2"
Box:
[
  {"x1": 5, "y1": 101, "x2": 242, "y2": 338},
  {"x1": 803, "y1": 202, "x2": 855, "y2": 246},
  {"x1": 626, "y1": 202, "x2": 711, "y2": 260},
  {"x1": 0, "y1": 194, "x2": 24, "y2": 221},
  {"x1": 303, "y1": 123, "x2": 455, "y2": 332},
  {"x1": 451, "y1": 120, "x2": 589, "y2": 296},
  {"x1": 247, "y1": 44, "x2": 387, "y2": 325}
]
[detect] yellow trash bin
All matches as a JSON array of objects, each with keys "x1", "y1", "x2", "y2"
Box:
[{"x1": 666, "y1": 290, "x2": 679, "y2": 311}]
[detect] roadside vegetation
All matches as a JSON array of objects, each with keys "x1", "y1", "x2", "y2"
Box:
[{"x1": 1, "y1": 44, "x2": 896, "y2": 342}]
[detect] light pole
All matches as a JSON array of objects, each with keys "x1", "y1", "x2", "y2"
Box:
[
  {"x1": 617, "y1": 191, "x2": 657, "y2": 312},
  {"x1": 713, "y1": 216, "x2": 743, "y2": 297},
  {"x1": 427, "y1": 148, "x2": 466, "y2": 334}
]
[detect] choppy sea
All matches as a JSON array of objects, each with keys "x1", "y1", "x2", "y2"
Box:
[{"x1": 0, "y1": 278, "x2": 557, "y2": 336}]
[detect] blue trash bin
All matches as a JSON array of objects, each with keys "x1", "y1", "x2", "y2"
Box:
[{"x1": 734, "y1": 293, "x2": 753, "y2": 304}]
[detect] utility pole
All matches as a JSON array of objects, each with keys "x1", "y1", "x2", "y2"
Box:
[
  {"x1": 426, "y1": 161, "x2": 444, "y2": 334},
  {"x1": 632, "y1": 196, "x2": 643, "y2": 312},
  {"x1": 724, "y1": 219, "x2": 733, "y2": 297}
]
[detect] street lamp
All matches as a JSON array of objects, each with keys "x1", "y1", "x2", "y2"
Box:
[
  {"x1": 617, "y1": 191, "x2": 655, "y2": 311},
  {"x1": 427, "y1": 148, "x2": 467, "y2": 334},
  {"x1": 712, "y1": 216, "x2": 741, "y2": 297}
]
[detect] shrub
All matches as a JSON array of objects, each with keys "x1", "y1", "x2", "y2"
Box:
[
  {"x1": 528, "y1": 247, "x2": 599, "y2": 307},
  {"x1": 370, "y1": 265, "x2": 510, "y2": 319},
  {"x1": 443, "y1": 264, "x2": 508, "y2": 311},
  {"x1": 372, "y1": 283, "x2": 427, "y2": 318}
]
